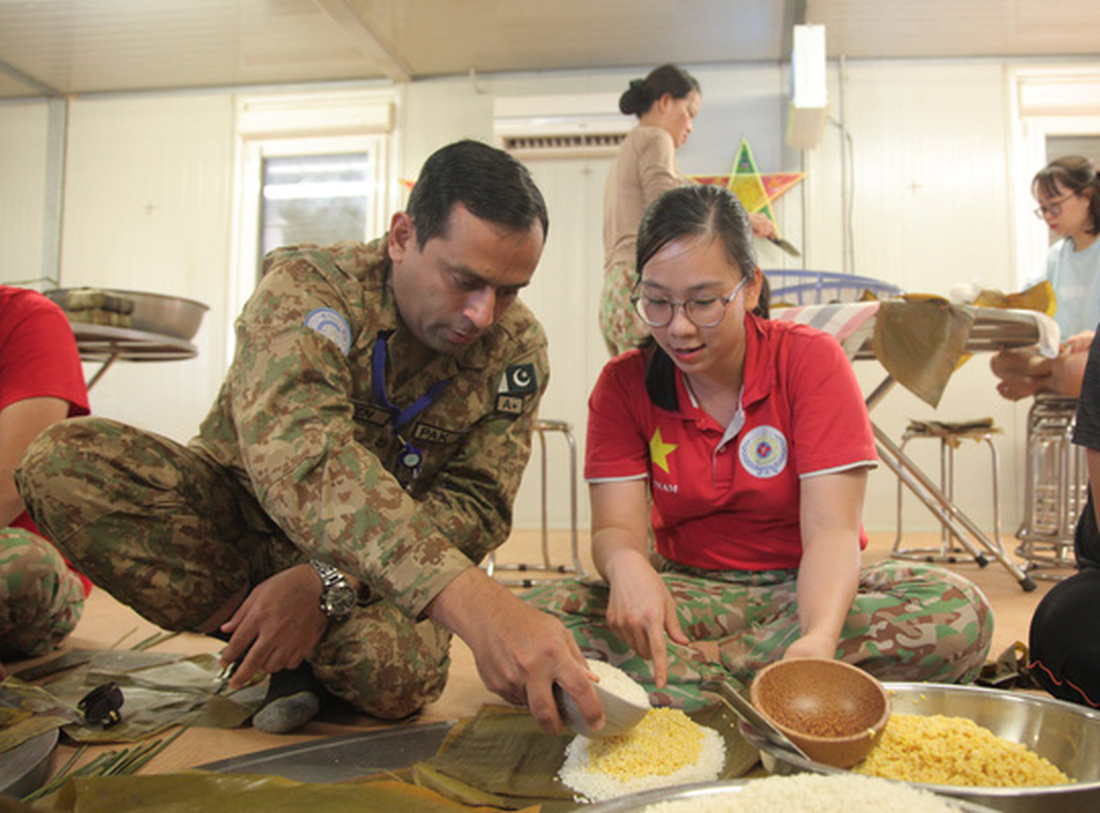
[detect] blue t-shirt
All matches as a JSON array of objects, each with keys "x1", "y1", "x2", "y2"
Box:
[{"x1": 1044, "y1": 237, "x2": 1100, "y2": 337}]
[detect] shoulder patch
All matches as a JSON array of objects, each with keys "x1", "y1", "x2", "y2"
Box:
[
  {"x1": 304, "y1": 307, "x2": 352, "y2": 355},
  {"x1": 495, "y1": 394, "x2": 524, "y2": 416},
  {"x1": 501, "y1": 363, "x2": 538, "y2": 395}
]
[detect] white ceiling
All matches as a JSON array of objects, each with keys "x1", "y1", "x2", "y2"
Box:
[{"x1": 1, "y1": 0, "x2": 1098, "y2": 100}]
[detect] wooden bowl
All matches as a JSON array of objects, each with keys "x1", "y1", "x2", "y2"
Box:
[{"x1": 749, "y1": 658, "x2": 890, "y2": 769}]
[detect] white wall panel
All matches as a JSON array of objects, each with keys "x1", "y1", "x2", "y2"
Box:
[
  {"x1": 60, "y1": 94, "x2": 235, "y2": 441},
  {"x1": 0, "y1": 101, "x2": 49, "y2": 287},
  {"x1": 807, "y1": 60, "x2": 1029, "y2": 535}
]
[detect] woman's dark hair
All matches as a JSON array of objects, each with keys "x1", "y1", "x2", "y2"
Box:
[
  {"x1": 619, "y1": 64, "x2": 701, "y2": 117},
  {"x1": 407, "y1": 139, "x2": 549, "y2": 249},
  {"x1": 634, "y1": 184, "x2": 767, "y2": 410},
  {"x1": 1033, "y1": 155, "x2": 1100, "y2": 236}
]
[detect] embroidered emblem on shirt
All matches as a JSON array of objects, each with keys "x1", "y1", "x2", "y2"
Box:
[
  {"x1": 351, "y1": 401, "x2": 392, "y2": 426},
  {"x1": 649, "y1": 427, "x2": 678, "y2": 474},
  {"x1": 412, "y1": 423, "x2": 460, "y2": 444},
  {"x1": 501, "y1": 363, "x2": 538, "y2": 395},
  {"x1": 739, "y1": 425, "x2": 788, "y2": 479},
  {"x1": 495, "y1": 394, "x2": 524, "y2": 416},
  {"x1": 304, "y1": 307, "x2": 352, "y2": 356}
]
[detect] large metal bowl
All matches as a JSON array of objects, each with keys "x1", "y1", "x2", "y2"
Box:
[
  {"x1": 584, "y1": 777, "x2": 1000, "y2": 812},
  {"x1": 46, "y1": 288, "x2": 208, "y2": 341},
  {"x1": 743, "y1": 682, "x2": 1100, "y2": 813}
]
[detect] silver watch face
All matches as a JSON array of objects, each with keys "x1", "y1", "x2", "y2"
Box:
[{"x1": 323, "y1": 583, "x2": 356, "y2": 619}]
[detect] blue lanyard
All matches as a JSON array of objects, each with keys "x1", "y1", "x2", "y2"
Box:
[{"x1": 371, "y1": 332, "x2": 450, "y2": 473}]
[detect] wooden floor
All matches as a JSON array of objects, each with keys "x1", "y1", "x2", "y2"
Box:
[{"x1": 15, "y1": 528, "x2": 1066, "y2": 781}]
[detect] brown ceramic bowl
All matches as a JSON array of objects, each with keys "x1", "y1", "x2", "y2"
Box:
[{"x1": 749, "y1": 658, "x2": 890, "y2": 769}]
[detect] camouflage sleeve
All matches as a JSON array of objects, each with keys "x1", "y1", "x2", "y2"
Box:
[{"x1": 228, "y1": 258, "x2": 526, "y2": 620}]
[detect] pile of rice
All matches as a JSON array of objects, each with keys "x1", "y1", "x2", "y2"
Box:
[
  {"x1": 854, "y1": 713, "x2": 1071, "y2": 787},
  {"x1": 642, "y1": 773, "x2": 964, "y2": 812},
  {"x1": 558, "y1": 660, "x2": 724, "y2": 803}
]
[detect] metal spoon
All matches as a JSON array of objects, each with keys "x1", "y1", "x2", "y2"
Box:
[
  {"x1": 554, "y1": 681, "x2": 649, "y2": 738},
  {"x1": 700, "y1": 679, "x2": 812, "y2": 762}
]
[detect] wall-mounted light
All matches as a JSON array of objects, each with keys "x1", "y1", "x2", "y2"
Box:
[{"x1": 786, "y1": 23, "x2": 828, "y2": 150}]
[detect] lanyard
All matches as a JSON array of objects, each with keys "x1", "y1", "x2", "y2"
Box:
[{"x1": 371, "y1": 332, "x2": 450, "y2": 474}]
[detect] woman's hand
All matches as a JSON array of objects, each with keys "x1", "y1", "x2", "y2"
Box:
[
  {"x1": 782, "y1": 630, "x2": 838, "y2": 661},
  {"x1": 605, "y1": 551, "x2": 689, "y2": 688},
  {"x1": 748, "y1": 212, "x2": 777, "y2": 240}
]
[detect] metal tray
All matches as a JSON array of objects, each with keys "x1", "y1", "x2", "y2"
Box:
[
  {"x1": 197, "y1": 721, "x2": 454, "y2": 783},
  {"x1": 0, "y1": 729, "x2": 58, "y2": 800}
]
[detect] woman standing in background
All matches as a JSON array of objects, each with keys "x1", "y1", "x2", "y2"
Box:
[
  {"x1": 992, "y1": 155, "x2": 1100, "y2": 400},
  {"x1": 601, "y1": 64, "x2": 776, "y2": 356}
]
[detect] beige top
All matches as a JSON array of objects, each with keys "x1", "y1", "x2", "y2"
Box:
[{"x1": 603, "y1": 125, "x2": 684, "y2": 271}]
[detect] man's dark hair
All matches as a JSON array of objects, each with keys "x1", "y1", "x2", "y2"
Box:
[{"x1": 406, "y1": 139, "x2": 549, "y2": 249}]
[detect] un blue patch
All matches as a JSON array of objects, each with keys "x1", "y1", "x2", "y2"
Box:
[{"x1": 304, "y1": 307, "x2": 352, "y2": 356}]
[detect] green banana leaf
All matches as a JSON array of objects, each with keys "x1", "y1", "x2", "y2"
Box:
[
  {"x1": 414, "y1": 702, "x2": 759, "y2": 809},
  {"x1": 34, "y1": 773, "x2": 540, "y2": 813}
]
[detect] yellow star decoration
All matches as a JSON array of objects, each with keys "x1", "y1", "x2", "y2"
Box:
[
  {"x1": 689, "y1": 138, "x2": 805, "y2": 238},
  {"x1": 649, "y1": 427, "x2": 678, "y2": 474}
]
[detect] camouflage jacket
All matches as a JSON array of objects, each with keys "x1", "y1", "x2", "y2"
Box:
[{"x1": 191, "y1": 237, "x2": 549, "y2": 619}]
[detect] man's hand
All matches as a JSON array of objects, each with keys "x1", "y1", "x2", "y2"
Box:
[
  {"x1": 428, "y1": 566, "x2": 601, "y2": 735},
  {"x1": 219, "y1": 564, "x2": 329, "y2": 689}
]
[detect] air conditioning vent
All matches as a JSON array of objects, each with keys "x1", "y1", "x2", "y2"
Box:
[
  {"x1": 493, "y1": 93, "x2": 631, "y2": 158},
  {"x1": 501, "y1": 132, "x2": 627, "y2": 158}
]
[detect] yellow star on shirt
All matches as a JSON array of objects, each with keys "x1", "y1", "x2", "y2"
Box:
[{"x1": 649, "y1": 427, "x2": 678, "y2": 474}]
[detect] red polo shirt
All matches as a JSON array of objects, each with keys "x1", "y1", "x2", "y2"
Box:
[
  {"x1": 586, "y1": 314, "x2": 876, "y2": 571},
  {"x1": 1, "y1": 286, "x2": 92, "y2": 595}
]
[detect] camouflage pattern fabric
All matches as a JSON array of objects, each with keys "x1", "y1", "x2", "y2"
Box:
[
  {"x1": 599, "y1": 259, "x2": 649, "y2": 356},
  {"x1": 522, "y1": 558, "x2": 993, "y2": 709},
  {"x1": 16, "y1": 236, "x2": 548, "y2": 718},
  {"x1": 0, "y1": 527, "x2": 84, "y2": 660}
]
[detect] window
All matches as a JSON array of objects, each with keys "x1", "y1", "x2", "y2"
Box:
[{"x1": 229, "y1": 90, "x2": 397, "y2": 359}]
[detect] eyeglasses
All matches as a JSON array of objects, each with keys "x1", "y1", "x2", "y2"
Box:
[
  {"x1": 1034, "y1": 192, "x2": 1076, "y2": 219},
  {"x1": 631, "y1": 274, "x2": 751, "y2": 328}
]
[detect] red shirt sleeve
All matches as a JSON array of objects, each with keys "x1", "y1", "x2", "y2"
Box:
[
  {"x1": 1, "y1": 288, "x2": 92, "y2": 596},
  {"x1": 0, "y1": 290, "x2": 91, "y2": 416},
  {"x1": 585, "y1": 351, "x2": 652, "y2": 481}
]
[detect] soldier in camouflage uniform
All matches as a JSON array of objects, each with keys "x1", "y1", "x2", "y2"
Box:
[{"x1": 16, "y1": 141, "x2": 602, "y2": 734}]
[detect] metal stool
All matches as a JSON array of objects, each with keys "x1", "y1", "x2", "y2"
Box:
[
  {"x1": 485, "y1": 419, "x2": 586, "y2": 587},
  {"x1": 893, "y1": 419, "x2": 1004, "y2": 563},
  {"x1": 1015, "y1": 394, "x2": 1086, "y2": 579}
]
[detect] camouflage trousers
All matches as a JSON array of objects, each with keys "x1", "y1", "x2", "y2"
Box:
[
  {"x1": 0, "y1": 527, "x2": 84, "y2": 660},
  {"x1": 16, "y1": 417, "x2": 451, "y2": 720},
  {"x1": 522, "y1": 558, "x2": 993, "y2": 709},
  {"x1": 599, "y1": 260, "x2": 650, "y2": 356}
]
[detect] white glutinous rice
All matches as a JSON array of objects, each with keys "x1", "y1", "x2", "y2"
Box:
[
  {"x1": 642, "y1": 773, "x2": 965, "y2": 812},
  {"x1": 585, "y1": 659, "x2": 651, "y2": 708},
  {"x1": 558, "y1": 705, "x2": 726, "y2": 803}
]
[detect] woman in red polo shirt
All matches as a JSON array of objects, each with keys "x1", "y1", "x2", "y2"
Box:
[
  {"x1": 524, "y1": 185, "x2": 993, "y2": 707},
  {"x1": 0, "y1": 286, "x2": 91, "y2": 673}
]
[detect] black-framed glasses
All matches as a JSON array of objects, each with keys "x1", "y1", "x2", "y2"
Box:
[
  {"x1": 631, "y1": 274, "x2": 750, "y2": 328},
  {"x1": 1034, "y1": 192, "x2": 1075, "y2": 219}
]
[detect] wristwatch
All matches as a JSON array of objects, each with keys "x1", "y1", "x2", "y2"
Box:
[{"x1": 309, "y1": 560, "x2": 356, "y2": 621}]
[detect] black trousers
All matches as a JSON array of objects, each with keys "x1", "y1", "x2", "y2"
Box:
[{"x1": 1029, "y1": 566, "x2": 1100, "y2": 707}]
